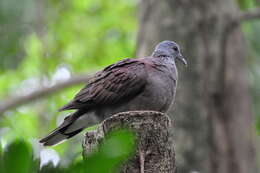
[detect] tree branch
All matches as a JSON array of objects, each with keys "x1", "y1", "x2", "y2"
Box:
[
  {"x1": 222, "y1": 7, "x2": 260, "y2": 58},
  {"x1": 0, "y1": 74, "x2": 93, "y2": 115},
  {"x1": 222, "y1": 7, "x2": 260, "y2": 55},
  {"x1": 220, "y1": 7, "x2": 260, "y2": 93},
  {"x1": 237, "y1": 8, "x2": 260, "y2": 22}
]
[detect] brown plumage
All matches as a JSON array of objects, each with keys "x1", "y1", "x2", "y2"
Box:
[{"x1": 59, "y1": 58, "x2": 147, "y2": 111}]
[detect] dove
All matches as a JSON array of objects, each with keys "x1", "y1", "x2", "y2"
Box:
[{"x1": 39, "y1": 40, "x2": 187, "y2": 146}]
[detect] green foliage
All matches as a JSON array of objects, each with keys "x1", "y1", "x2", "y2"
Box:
[
  {"x1": 84, "y1": 129, "x2": 136, "y2": 173},
  {"x1": 236, "y1": 0, "x2": 256, "y2": 10},
  {"x1": 0, "y1": 143, "x2": 2, "y2": 172},
  {"x1": 0, "y1": 129, "x2": 136, "y2": 173},
  {"x1": 0, "y1": 0, "x2": 36, "y2": 70},
  {"x1": 0, "y1": 0, "x2": 137, "y2": 165},
  {"x1": 1, "y1": 140, "x2": 33, "y2": 173}
]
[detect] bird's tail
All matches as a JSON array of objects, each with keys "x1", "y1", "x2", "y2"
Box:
[{"x1": 39, "y1": 110, "x2": 86, "y2": 146}]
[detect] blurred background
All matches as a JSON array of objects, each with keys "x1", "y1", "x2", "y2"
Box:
[
  {"x1": 0, "y1": 0, "x2": 137, "y2": 168},
  {"x1": 0, "y1": 0, "x2": 260, "y2": 172}
]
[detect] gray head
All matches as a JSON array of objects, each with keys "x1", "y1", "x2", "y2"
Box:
[{"x1": 152, "y1": 40, "x2": 187, "y2": 66}]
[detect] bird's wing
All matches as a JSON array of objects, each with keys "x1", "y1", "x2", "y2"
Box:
[{"x1": 59, "y1": 58, "x2": 148, "y2": 111}]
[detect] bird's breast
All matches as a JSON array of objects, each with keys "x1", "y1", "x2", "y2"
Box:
[{"x1": 136, "y1": 65, "x2": 177, "y2": 112}]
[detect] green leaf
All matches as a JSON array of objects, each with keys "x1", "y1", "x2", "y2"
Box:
[
  {"x1": 40, "y1": 162, "x2": 64, "y2": 173},
  {"x1": 83, "y1": 129, "x2": 136, "y2": 173},
  {"x1": 3, "y1": 139, "x2": 33, "y2": 173},
  {"x1": 0, "y1": 142, "x2": 2, "y2": 156},
  {"x1": 0, "y1": 142, "x2": 3, "y2": 172}
]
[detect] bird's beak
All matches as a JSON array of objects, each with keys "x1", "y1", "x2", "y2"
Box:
[{"x1": 177, "y1": 53, "x2": 187, "y2": 67}]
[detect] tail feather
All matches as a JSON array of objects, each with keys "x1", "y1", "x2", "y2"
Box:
[
  {"x1": 39, "y1": 111, "x2": 84, "y2": 146},
  {"x1": 39, "y1": 128, "x2": 83, "y2": 146}
]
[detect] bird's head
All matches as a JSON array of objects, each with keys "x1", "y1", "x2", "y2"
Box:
[{"x1": 152, "y1": 40, "x2": 187, "y2": 66}]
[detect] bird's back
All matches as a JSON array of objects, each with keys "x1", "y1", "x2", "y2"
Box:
[{"x1": 94, "y1": 56, "x2": 178, "y2": 118}]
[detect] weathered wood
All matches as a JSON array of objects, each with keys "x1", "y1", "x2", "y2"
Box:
[{"x1": 82, "y1": 111, "x2": 176, "y2": 173}]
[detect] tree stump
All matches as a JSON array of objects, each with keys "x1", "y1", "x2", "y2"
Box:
[{"x1": 82, "y1": 111, "x2": 176, "y2": 173}]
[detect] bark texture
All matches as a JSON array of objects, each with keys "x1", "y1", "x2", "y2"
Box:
[
  {"x1": 136, "y1": 0, "x2": 257, "y2": 173},
  {"x1": 82, "y1": 111, "x2": 176, "y2": 173}
]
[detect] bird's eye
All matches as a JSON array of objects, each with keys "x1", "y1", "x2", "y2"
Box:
[{"x1": 173, "y1": 46, "x2": 178, "y2": 51}]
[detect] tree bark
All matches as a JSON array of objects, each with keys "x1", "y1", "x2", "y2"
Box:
[
  {"x1": 82, "y1": 111, "x2": 176, "y2": 173},
  {"x1": 136, "y1": 0, "x2": 257, "y2": 173}
]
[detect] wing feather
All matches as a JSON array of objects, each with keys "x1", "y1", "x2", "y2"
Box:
[{"x1": 59, "y1": 59, "x2": 147, "y2": 111}]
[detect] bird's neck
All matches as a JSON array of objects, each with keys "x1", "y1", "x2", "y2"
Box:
[
  {"x1": 150, "y1": 51, "x2": 177, "y2": 70},
  {"x1": 152, "y1": 50, "x2": 172, "y2": 58},
  {"x1": 149, "y1": 54, "x2": 178, "y2": 81},
  {"x1": 152, "y1": 50, "x2": 175, "y2": 66}
]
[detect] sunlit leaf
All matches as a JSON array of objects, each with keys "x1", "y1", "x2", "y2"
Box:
[{"x1": 84, "y1": 129, "x2": 136, "y2": 173}]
